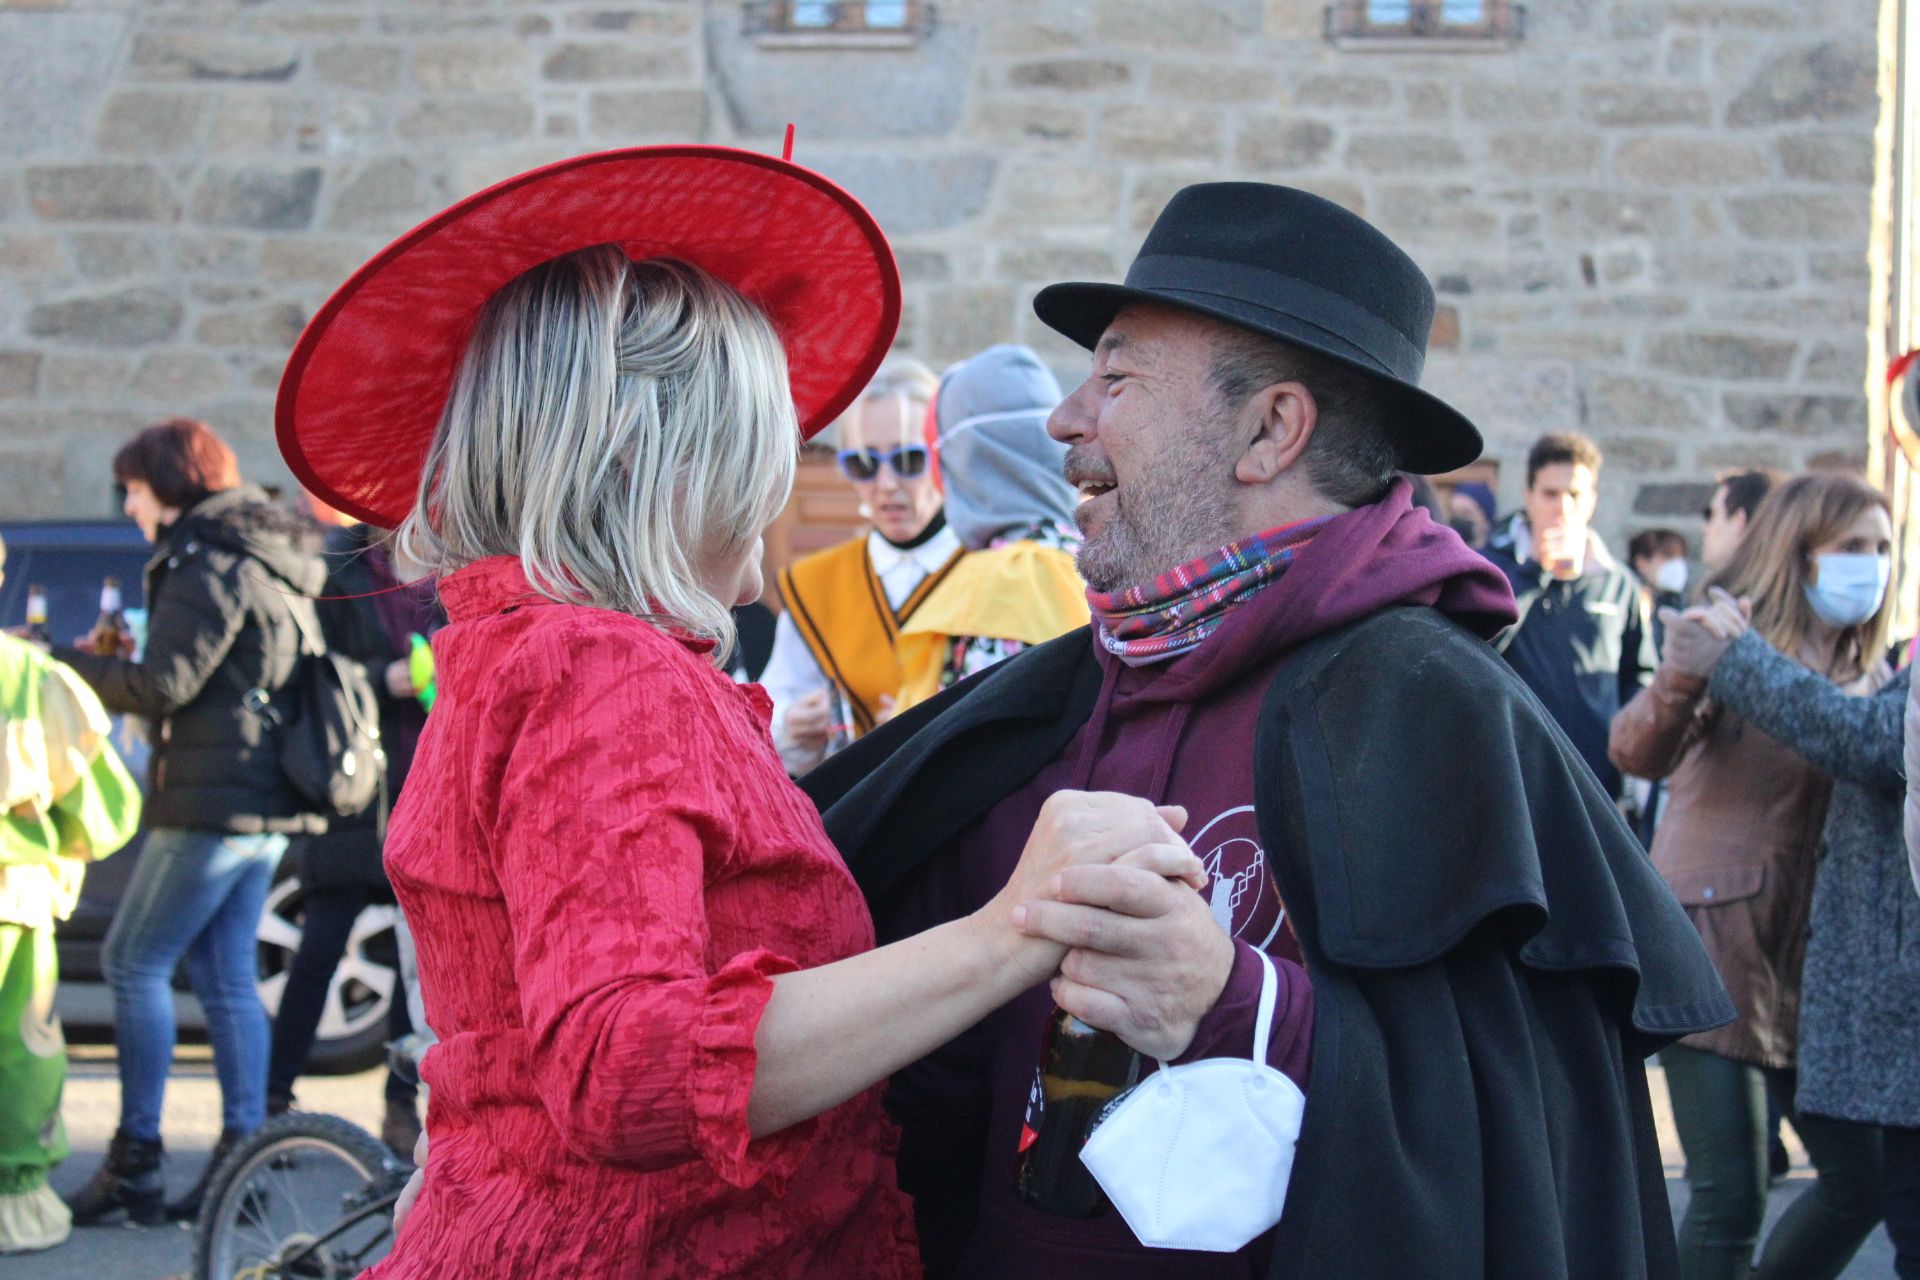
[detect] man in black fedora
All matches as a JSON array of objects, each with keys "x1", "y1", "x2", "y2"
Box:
[{"x1": 805, "y1": 183, "x2": 1730, "y2": 1279}]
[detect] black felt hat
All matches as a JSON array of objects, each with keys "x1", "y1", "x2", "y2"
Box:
[{"x1": 1033, "y1": 182, "x2": 1482, "y2": 474}]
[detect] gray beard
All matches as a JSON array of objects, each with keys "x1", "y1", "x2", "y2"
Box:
[{"x1": 1075, "y1": 469, "x2": 1240, "y2": 593}]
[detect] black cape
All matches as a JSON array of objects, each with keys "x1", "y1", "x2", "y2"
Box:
[{"x1": 803, "y1": 605, "x2": 1732, "y2": 1280}]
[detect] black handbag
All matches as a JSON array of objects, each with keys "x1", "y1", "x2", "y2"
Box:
[{"x1": 244, "y1": 593, "x2": 386, "y2": 822}]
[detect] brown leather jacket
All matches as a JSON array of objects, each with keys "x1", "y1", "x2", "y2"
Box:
[{"x1": 1610, "y1": 663, "x2": 1830, "y2": 1068}]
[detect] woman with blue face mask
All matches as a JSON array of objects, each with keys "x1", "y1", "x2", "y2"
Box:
[{"x1": 1611, "y1": 472, "x2": 1897, "y2": 1280}]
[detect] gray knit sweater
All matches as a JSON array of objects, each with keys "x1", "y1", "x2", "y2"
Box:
[{"x1": 1709, "y1": 630, "x2": 1919, "y2": 1127}]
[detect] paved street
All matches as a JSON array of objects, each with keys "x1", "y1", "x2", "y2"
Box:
[{"x1": 10, "y1": 1052, "x2": 1897, "y2": 1278}]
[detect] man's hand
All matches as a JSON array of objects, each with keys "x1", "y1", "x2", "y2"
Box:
[
  {"x1": 781, "y1": 688, "x2": 834, "y2": 752},
  {"x1": 385, "y1": 658, "x2": 415, "y2": 700},
  {"x1": 1015, "y1": 863, "x2": 1236, "y2": 1061},
  {"x1": 1659, "y1": 587, "x2": 1752, "y2": 678}
]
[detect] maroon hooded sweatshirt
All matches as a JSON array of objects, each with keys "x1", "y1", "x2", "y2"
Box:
[{"x1": 880, "y1": 480, "x2": 1516, "y2": 1279}]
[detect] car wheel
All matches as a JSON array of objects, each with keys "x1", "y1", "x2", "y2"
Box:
[{"x1": 256, "y1": 873, "x2": 399, "y2": 1076}]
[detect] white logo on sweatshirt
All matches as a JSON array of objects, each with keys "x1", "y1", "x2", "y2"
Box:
[{"x1": 1191, "y1": 805, "x2": 1285, "y2": 950}]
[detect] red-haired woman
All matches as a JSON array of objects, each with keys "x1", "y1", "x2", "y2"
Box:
[{"x1": 54, "y1": 418, "x2": 326, "y2": 1224}]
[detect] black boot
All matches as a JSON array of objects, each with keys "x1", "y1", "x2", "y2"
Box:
[
  {"x1": 167, "y1": 1127, "x2": 245, "y2": 1222},
  {"x1": 64, "y1": 1129, "x2": 165, "y2": 1227}
]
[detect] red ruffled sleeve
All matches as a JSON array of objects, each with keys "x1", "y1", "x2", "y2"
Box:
[{"x1": 690, "y1": 949, "x2": 818, "y2": 1191}]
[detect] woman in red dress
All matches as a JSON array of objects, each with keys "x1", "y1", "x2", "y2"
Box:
[{"x1": 274, "y1": 148, "x2": 1199, "y2": 1279}]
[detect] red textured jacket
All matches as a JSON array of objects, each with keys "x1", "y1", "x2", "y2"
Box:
[{"x1": 368, "y1": 557, "x2": 919, "y2": 1279}]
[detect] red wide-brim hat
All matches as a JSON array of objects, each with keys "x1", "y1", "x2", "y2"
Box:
[{"x1": 277, "y1": 144, "x2": 900, "y2": 527}]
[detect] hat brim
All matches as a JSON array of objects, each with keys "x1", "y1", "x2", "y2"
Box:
[
  {"x1": 278, "y1": 146, "x2": 900, "y2": 527},
  {"x1": 1033, "y1": 281, "x2": 1483, "y2": 476}
]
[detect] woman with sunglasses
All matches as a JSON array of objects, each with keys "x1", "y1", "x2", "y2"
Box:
[
  {"x1": 279, "y1": 147, "x2": 1204, "y2": 1279},
  {"x1": 762, "y1": 358, "x2": 961, "y2": 775}
]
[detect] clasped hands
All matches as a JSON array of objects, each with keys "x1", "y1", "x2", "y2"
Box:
[
  {"x1": 1658, "y1": 586, "x2": 1754, "y2": 678},
  {"x1": 982, "y1": 790, "x2": 1237, "y2": 1062}
]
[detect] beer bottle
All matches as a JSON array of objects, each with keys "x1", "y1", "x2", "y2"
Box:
[
  {"x1": 1014, "y1": 1006, "x2": 1141, "y2": 1217},
  {"x1": 24, "y1": 585, "x2": 51, "y2": 645},
  {"x1": 91, "y1": 577, "x2": 128, "y2": 655}
]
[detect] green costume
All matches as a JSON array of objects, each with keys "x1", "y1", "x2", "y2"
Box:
[{"x1": 0, "y1": 634, "x2": 139, "y2": 1252}]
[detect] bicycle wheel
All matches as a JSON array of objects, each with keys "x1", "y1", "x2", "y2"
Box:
[{"x1": 192, "y1": 1112, "x2": 402, "y2": 1280}]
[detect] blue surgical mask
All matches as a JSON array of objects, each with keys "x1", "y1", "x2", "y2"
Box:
[{"x1": 1803, "y1": 553, "x2": 1890, "y2": 627}]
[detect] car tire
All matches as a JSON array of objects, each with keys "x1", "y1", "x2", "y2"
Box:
[{"x1": 256, "y1": 871, "x2": 400, "y2": 1077}]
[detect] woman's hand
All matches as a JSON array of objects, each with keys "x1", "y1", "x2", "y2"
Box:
[
  {"x1": 977, "y1": 791, "x2": 1205, "y2": 987},
  {"x1": 1659, "y1": 587, "x2": 1752, "y2": 678},
  {"x1": 392, "y1": 1129, "x2": 427, "y2": 1237},
  {"x1": 386, "y1": 658, "x2": 416, "y2": 699}
]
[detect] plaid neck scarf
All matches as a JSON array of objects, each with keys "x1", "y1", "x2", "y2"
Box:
[{"x1": 1088, "y1": 516, "x2": 1334, "y2": 663}]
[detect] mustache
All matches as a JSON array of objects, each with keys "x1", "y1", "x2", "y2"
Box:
[{"x1": 1062, "y1": 446, "x2": 1116, "y2": 488}]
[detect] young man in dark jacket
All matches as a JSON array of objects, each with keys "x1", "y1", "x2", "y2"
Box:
[
  {"x1": 804, "y1": 185, "x2": 1731, "y2": 1280},
  {"x1": 1482, "y1": 433, "x2": 1657, "y2": 799}
]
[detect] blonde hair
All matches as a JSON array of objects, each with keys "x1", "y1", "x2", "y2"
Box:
[
  {"x1": 1704, "y1": 471, "x2": 1893, "y2": 682},
  {"x1": 396, "y1": 247, "x2": 798, "y2": 662}
]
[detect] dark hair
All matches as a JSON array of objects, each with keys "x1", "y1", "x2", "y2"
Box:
[
  {"x1": 1627, "y1": 528, "x2": 1687, "y2": 565},
  {"x1": 1715, "y1": 468, "x2": 1778, "y2": 524},
  {"x1": 1208, "y1": 328, "x2": 1395, "y2": 508},
  {"x1": 112, "y1": 418, "x2": 240, "y2": 511},
  {"x1": 1526, "y1": 432, "x2": 1603, "y2": 489}
]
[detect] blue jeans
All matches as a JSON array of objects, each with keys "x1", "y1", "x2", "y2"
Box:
[{"x1": 103, "y1": 829, "x2": 286, "y2": 1141}]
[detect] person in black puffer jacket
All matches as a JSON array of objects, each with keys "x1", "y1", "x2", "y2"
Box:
[
  {"x1": 53, "y1": 419, "x2": 326, "y2": 1227},
  {"x1": 266, "y1": 498, "x2": 440, "y2": 1160}
]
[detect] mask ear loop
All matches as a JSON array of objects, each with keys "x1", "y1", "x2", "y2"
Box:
[{"x1": 1251, "y1": 950, "x2": 1278, "y2": 1066}]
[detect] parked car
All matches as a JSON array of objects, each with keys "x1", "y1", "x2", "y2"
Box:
[{"x1": 1, "y1": 519, "x2": 398, "y2": 1074}]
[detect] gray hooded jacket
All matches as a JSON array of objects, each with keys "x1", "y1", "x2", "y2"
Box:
[{"x1": 934, "y1": 344, "x2": 1077, "y2": 552}]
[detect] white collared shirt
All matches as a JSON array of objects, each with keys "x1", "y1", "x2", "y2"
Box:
[{"x1": 761, "y1": 524, "x2": 963, "y2": 774}]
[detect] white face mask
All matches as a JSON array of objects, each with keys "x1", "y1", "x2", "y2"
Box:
[
  {"x1": 1803, "y1": 553, "x2": 1890, "y2": 628},
  {"x1": 1078, "y1": 951, "x2": 1304, "y2": 1253},
  {"x1": 1653, "y1": 558, "x2": 1689, "y2": 596}
]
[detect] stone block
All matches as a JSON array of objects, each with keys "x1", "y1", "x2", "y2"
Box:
[
  {"x1": 1776, "y1": 133, "x2": 1875, "y2": 185},
  {"x1": 1236, "y1": 117, "x2": 1335, "y2": 172},
  {"x1": 398, "y1": 97, "x2": 535, "y2": 145},
  {"x1": 26, "y1": 165, "x2": 180, "y2": 223},
  {"x1": 1287, "y1": 73, "x2": 1392, "y2": 111},
  {"x1": 132, "y1": 351, "x2": 230, "y2": 399},
  {"x1": 1432, "y1": 257, "x2": 1570, "y2": 295},
  {"x1": 0, "y1": 446, "x2": 67, "y2": 521},
  {"x1": 1498, "y1": 330, "x2": 1630, "y2": 362},
  {"x1": 1652, "y1": 249, "x2": 1796, "y2": 291},
  {"x1": 1375, "y1": 186, "x2": 1500, "y2": 244},
  {"x1": 924, "y1": 285, "x2": 1019, "y2": 366},
  {"x1": 1806, "y1": 447, "x2": 1868, "y2": 471},
  {"x1": 1099, "y1": 106, "x2": 1224, "y2": 164},
  {"x1": 1647, "y1": 332, "x2": 1796, "y2": 380},
  {"x1": 1459, "y1": 82, "x2": 1566, "y2": 123},
  {"x1": 805, "y1": 152, "x2": 999, "y2": 235},
  {"x1": 1726, "y1": 193, "x2": 1866, "y2": 241},
  {"x1": 38, "y1": 354, "x2": 127, "y2": 398},
  {"x1": 1489, "y1": 133, "x2": 1603, "y2": 178},
  {"x1": 1421, "y1": 359, "x2": 1579, "y2": 441},
  {"x1": 1808, "y1": 250, "x2": 1870, "y2": 286},
  {"x1": 27, "y1": 286, "x2": 183, "y2": 347},
  {"x1": 190, "y1": 167, "x2": 322, "y2": 232},
  {"x1": 204, "y1": 90, "x2": 287, "y2": 152},
  {"x1": 1711, "y1": 295, "x2": 1867, "y2": 331},
  {"x1": 1593, "y1": 434, "x2": 1681, "y2": 472},
  {"x1": 1723, "y1": 392, "x2": 1866, "y2": 436},
  {"x1": 1428, "y1": 306, "x2": 1460, "y2": 352},
  {"x1": 312, "y1": 44, "x2": 405, "y2": 93},
  {"x1": 0, "y1": 12, "x2": 124, "y2": 159},
  {"x1": 708, "y1": 17, "x2": 972, "y2": 139},
  {"x1": 1094, "y1": 0, "x2": 1245, "y2": 51},
  {"x1": 1345, "y1": 133, "x2": 1466, "y2": 175},
  {"x1": 325, "y1": 158, "x2": 430, "y2": 235},
  {"x1": 172, "y1": 233, "x2": 260, "y2": 278},
  {"x1": 1403, "y1": 82, "x2": 1452, "y2": 119},
  {"x1": 995, "y1": 247, "x2": 1120, "y2": 283},
  {"x1": 261, "y1": 237, "x2": 374, "y2": 284},
  {"x1": 1008, "y1": 60, "x2": 1132, "y2": 92},
  {"x1": 1695, "y1": 439, "x2": 1794, "y2": 471},
  {"x1": 1802, "y1": 339, "x2": 1865, "y2": 385},
  {"x1": 541, "y1": 43, "x2": 690, "y2": 83},
  {"x1": 1262, "y1": 0, "x2": 1325, "y2": 37},
  {"x1": 1580, "y1": 372, "x2": 1708, "y2": 429},
  {"x1": 1546, "y1": 190, "x2": 1679, "y2": 239},
  {"x1": 895, "y1": 249, "x2": 951, "y2": 284},
  {"x1": 566, "y1": 8, "x2": 697, "y2": 38},
  {"x1": 412, "y1": 41, "x2": 531, "y2": 92},
  {"x1": 129, "y1": 33, "x2": 298, "y2": 82},
  {"x1": 97, "y1": 91, "x2": 206, "y2": 153},
  {"x1": 1633, "y1": 481, "x2": 1715, "y2": 517},
  {"x1": 972, "y1": 100, "x2": 1087, "y2": 146},
  {"x1": 1654, "y1": 4, "x2": 1801, "y2": 31},
  {"x1": 1727, "y1": 41, "x2": 1877, "y2": 127},
  {"x1": 0, "y1": 351, "x2": 39, "y2": 400},
  {"x1": 999, "y1": 165, "x2": 1122, "y2": 233},
  {"x1": 1580, "y1": 84, "x2": 1711, "y2": 127},
  {"x1": 1148, "y1": 63, "x2": 1277, "y2": 105},
  {"x1": 1573, "y1": 296, "x2": 1691, "y2": 323},
  {"x1": 0, "y1": 234, "x2": 62, "y2": 272},
  {"x1": 587, "y1": 89, "x2": 710, "y2": 140},
  {"x1": 1614, "y1": 137, "x2": 1767, "y2": 186}
]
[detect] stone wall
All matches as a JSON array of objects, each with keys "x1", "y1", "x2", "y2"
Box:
[{"x1": 0, "y1": 0, "x2": 1882, "y2": 552}]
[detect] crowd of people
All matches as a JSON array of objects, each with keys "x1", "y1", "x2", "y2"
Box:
[{"x1": 0, "y1": 143, "x2": 1915, "y2": 1280}]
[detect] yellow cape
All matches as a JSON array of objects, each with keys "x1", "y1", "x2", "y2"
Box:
[{"x1": 895, "y1": 542, "x2": 1089, "y2": 710}]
